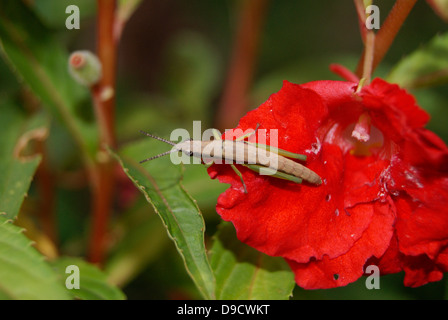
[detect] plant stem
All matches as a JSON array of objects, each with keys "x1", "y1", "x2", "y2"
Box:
[
  {"x1": 353, "y1": 0, "x2": 368, "y2": 44},
  {"x1": 88, "y1": 0, "x2": 118, "y2": 265},
  {"x1": 215, "y1": 0, "x2": 269, "y2": 131},
  {"x1": 355, "y1": 0, "x2": 417, "y2": 78},
  {"x1": 361, "y1": 30, "x2": 375, "y2": 85},
  {"x1": 95, "y1": 0, "x2": 117, "y2": 148}
]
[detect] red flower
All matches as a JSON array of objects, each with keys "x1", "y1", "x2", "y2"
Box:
[{"x1": 208, "y1": 78, "x2": 448, "y2": 289}]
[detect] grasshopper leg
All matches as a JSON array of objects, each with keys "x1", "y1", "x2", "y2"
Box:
[
  {"x1": 243, "y1": 164, "x2": 303, "y2": 184},
  {"x1": 235, "y1": 123, "x2": 260, "y2": 142},
  {"x1": 230, "y1": 164, "x2": 248, "y2": 194}
]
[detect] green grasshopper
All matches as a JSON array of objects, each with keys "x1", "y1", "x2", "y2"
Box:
[{"x1": 139, "y1": 128, "x2": 322, "y2": 193}]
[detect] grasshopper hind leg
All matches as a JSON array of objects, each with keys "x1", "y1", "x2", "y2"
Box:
[{"x1": 243, "y1": 164, "x2": 303, "y2": 184}]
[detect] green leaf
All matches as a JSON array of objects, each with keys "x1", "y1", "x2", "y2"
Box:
[
  {"x1": 210, "y1": 222, "x2": 295, "y2": 300},
  {"x1": 0, "y1": 102, "x2": 45, "y2": 219},
  {"x1": 387, "y1": 33, "x2": 448, "y2": 89},
  {"x1": 0, "y1": 1, "x2": 96, "y2": 160},
  {"x1": 50, "y1": 257, "x2": 126, "y2": 300},
  {"x1": 0, "y1": 216, "x2": 71, "y2": 300},
  {"x1": 112, "y1": 139, "x2": 216, "y2": 300}
]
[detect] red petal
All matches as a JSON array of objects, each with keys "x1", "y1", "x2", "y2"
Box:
[
  {"x1": 360, "y1": 79, "x2": 430, "y2": 142},
  {"x1": 365, "y1": 234, "x2": 403, "y2": 276},
  {"x1": 394, "y1": 187, "x2": 448, "y2": 259},
  {"x1": 368, "y1": 233, "x2": 448, "y2": 287},
  {"x1": 402, "y1": 253, "x2": 445, "y2": 287},
  {"x1": 401, "y1": 128, "x2": 448, "y2": 169},
  {"x1": 287, "y1": 201, "x2": 395, "y2": 289}
]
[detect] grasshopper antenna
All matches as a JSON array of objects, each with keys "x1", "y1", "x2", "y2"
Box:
[
  {"x1": 139, "y1": 150, "x2": 175, "y2": 164},
  {"x1": 139, "y1": 130, "x2": 179, "y2": 164},
  {"x1": 139, "y1": 130, "x2": 176, "y2": 146}
]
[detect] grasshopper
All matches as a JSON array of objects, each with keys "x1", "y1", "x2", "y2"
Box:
[{"x1": 139, "y1": 128, "x2": 322, "y2": 193}]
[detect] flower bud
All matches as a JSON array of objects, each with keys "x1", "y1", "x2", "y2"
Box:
[{"x1": 68, "y1": 50, "x2": 102, "y2": 87}]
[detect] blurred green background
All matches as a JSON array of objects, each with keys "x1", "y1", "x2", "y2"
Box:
[{"x1": 1, "y1": 0, "x2": 447, "y2": 299}]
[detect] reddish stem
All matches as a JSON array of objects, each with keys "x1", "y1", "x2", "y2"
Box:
[
  {"x1": 215, "y1": 0, "x2": 269, "y2": 131},
  {"x1": 95, "y1": 0, "x2": 117, "y2": 148},
  {"x1": 88, "y1": 0, "x2": 118, "y2": 265},
  {"x1": 353, "y1": 0, "x2": 368, "y2": 44},
  {"x1": 361, "y1": 30, "x2": 375, "y2": 85},
  {"x1": 355, "y1": 0, "x2": 418, "y2": 78}
]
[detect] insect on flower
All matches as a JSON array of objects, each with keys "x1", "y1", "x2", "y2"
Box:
[{"x1": 139, "y1": 127, "x2": 322, "y2": 193}]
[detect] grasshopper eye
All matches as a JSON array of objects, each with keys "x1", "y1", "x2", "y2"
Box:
[{"x1": 189, "y1": 151, "x2": 194, "y2": 157}]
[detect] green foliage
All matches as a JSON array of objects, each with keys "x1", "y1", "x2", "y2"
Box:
[
  {"x1": 386, "y1": 32, "x2": 448, "y2": 142},
  {"x1": 0, "y1": 1, "x2": 124, "y2": 300},
  {"x1": 0, "y1": 102, "x2": 43, "y2": 219},
  {"x1": 51, "y1": 257, "x2": 126, "y2": 300},
  {"x1": 0, "y1": 216, "x2": 125, "y2": 300},
  {"x1": 32, "y1": 0, "x2": 96, "y2": 28},
  {"x1": 0, "y1": 101, "x2": 125, "y2": 299},
  {"x1": 0, "y1": 1, "x2": 96, "y2": 160},
  {"x1": 112, "y1": 140, "x2": 216, "y2": 300},
  {"x1": 387, "y1": 32, "x2": 448, "y2": 89},
  {"x1": 210, "y1": 222, "x2": 295, "y2": 300},
  {"x1": 0, "y1": 216, "x2": 70, "y2": 300}
]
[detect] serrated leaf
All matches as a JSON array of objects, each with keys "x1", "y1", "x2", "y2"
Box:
[
  {"x1": 0, "y1": 102, "x2": 45, "y2": 219},
  {"x1": 0, "y1": 216, "x2": 71, "y2": 300},
  {"x1": 50, "y1": 257, "x2": 126, "y2": 300},
  {"x1": 387, "y1": 33, "x2": 448, "y2": 89},
  {"x1": 111, "y1": 139, "x2": 216, "y2": 300},
  {"x1": 210, "y1": 222, "x2": 295, "y2": 300},
  {"x1": 0, "y1": 1, "x2": 96, "y2": 159}
]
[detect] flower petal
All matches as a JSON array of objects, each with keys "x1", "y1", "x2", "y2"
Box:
[{"x1": 286, "y1": 200, "x2": 395, "y2": 289}]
